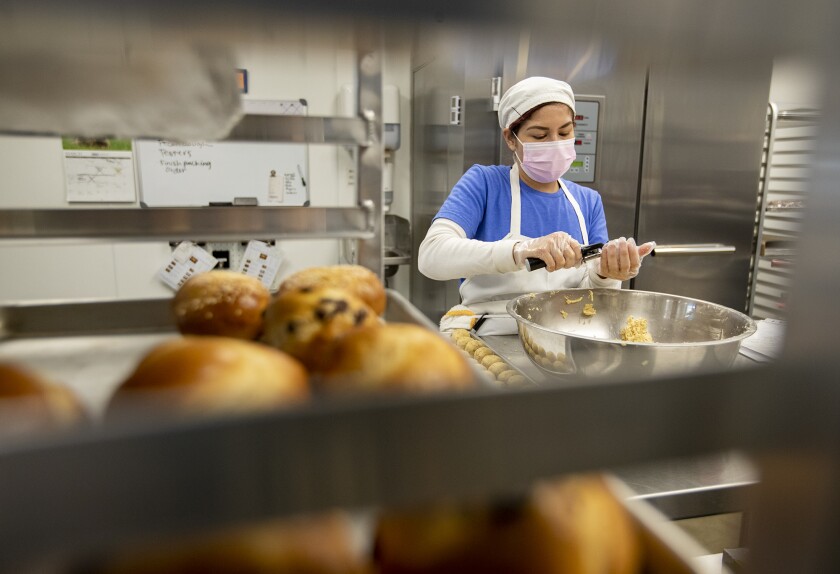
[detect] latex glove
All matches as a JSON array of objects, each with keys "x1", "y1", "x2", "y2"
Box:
[
  {"x1": 596, "y1": 237, "x2": 656, "y2": 281},
  {"x1": 513, "y1": 231, "x2": 582, "y2": 272}
]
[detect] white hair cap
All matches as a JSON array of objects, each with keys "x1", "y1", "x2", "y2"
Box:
[{"x1": 498, "y1": 77, "x2": 576, "y2": 129}]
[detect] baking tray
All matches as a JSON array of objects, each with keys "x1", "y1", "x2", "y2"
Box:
[
  {"x1": 451, "y1": 330, "x2": 541, "y2": 387},
  {"x1": 0, "y1": 289, "x2": 484, "y2": 416},
  {"x1": 0, "y1": 292, "x2": 749, "y2": 570},
  {"x1": 608, "y1": 476, "x2": 729, "y2": 573}
]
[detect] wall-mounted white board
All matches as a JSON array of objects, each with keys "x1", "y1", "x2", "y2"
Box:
[{"x1": 135, "y1": 99, "x2": 309, "y2": 207}]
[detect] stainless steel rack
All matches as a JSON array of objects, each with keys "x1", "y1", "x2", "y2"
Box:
[
  {"x1": 1, "y1": 2, "x2": 840, "y2": 573},
  {"x1": 748, "y1": 103, "x2": 820, "y2": 319},
  {"x1": 0, "y1": 36, "x2": 384, "y2": 278}
]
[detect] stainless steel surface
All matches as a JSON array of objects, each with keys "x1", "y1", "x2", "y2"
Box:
[
  {"x1": 477, "y1": 335, "x2": 759, "y2": 520},
  {"x1": 0, "y1": 361, "x2": 779, "y2": 568},
  {"x1": 507, "y1": 288, "x2": 757, "y2": 379},
  {"x1": 0, "y1": 290, "x2": 436, "y2": 341},
  {"x1": 4, "y1": 115, "x2": 370, "y2": 147},
  {"x1": 651, "y1": 244, "x2": 737, "y2": 256},
  {"x1": 382, "y1": 289, "x2": 438, "y2": 331},
  {"x1": 226, "y1": 115, "x2": 369, "y2": 145},
  {"x1": 383, "y1": 255, "x2": 411, "y2": 266},
  {"x1": 0, "y1": 290, "x2": 760, "y2": 560},
  {"x1": 411, "y1": 24, "x2": 509, "y2": 323},
  {"x1": 354, "y1": 25, "x2": 384, "y2": 278},
  {"x1": 479, "y1": 334, "x2": 549, "y2": 384},
  {"x1": 749, "y1": 103, "x2": 779, "y2": 317},
  {"x1": 0, "y1": 206, "x2": 375, "y2": 242},
  {"x1": 748, "y1": 11, "x2": 840, "y2": 570},
  {"x1": 777, "y1": 110, "x2": 821, "y2": 121},
  {"x1": 748, "y1": 104, "x2": 818, "y2": 319},
  {"x1": 482, "y1": 332, "x2": 761, "y2": 386},
  {"x1": 0, "y1": 298, "x2": 174, "y2": 340},
  {"x1": 633, "y1": 57, "x2": 772, "y2": 311},
  {"x1": 384, "y1": 213, "x2": 412, "y2": 266},
  {"x1": 476, "y1": 336, "x2": 760, "y2": 520},
  {"x1": 620, "y1": 452, "x2": 758, "y2": 520}
]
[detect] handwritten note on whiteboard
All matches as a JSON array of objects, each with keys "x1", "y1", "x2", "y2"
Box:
[{"x1": 135, "y1": 99, "x2": 309, "y2": 207}]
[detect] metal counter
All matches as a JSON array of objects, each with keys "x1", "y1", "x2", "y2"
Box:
[{"x1": 481, "y1": 333, "x2": 760, "y2": 520}]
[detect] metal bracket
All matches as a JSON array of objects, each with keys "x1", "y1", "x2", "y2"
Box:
[
  {"x1": 491, "y1": 77, "x2": 502, "y2": 111},
  {"x1": 450, "y1": 95, "x2": 462, "y2": 126},
  {"x1": 360, "y1": 198, "x2": 377, "y2": 233}
]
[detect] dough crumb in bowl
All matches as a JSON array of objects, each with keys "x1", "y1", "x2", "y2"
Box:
[{"x1": 619, "y1": 316, "x2": 653, "y2": 343}]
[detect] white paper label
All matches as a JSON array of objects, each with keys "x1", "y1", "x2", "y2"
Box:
[
  {"x1": 238, "y1": 240, "x2": 283, "y2": 288},
  {"x1": 157, "y1": 242, "x2": 218, "y2": 290},
  {"x1": 267, "y1": 170, "x2": 284, "y2": 205}
]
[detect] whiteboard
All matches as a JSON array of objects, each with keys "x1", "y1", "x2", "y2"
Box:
[{"x1": 135, "y1": 100, "x2": 309, "y2": 207}]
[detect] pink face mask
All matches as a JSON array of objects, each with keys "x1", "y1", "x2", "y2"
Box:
[{"x1": 514, "y1": 133, "x2": 577, "y2": 183}]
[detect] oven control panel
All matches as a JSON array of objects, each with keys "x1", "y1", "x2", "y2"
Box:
[{"x1": 565, "y1": 98, "x2": 601, "y2": 184}]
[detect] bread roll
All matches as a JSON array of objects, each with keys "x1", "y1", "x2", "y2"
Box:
[
  {"x1": 318, "y1": 323, "x2": 476, "y2": 395},
  {"x1": 375, "y1": 474, "x2": 641, "y2": 574},
  {"x1": 278, "y1": 265, "x2": 386, "y2": 316},
  {"x1": 97, "y1": 511, "x2": 371, "y2": 574},
  {"x1": 261, "y1": 287, "x2": 379, "y2": 372},
  {"x1": 172, "y1": 270, "x2": 270, "y2": 340},
  {"x1": 0, "y1": 363, "x2": 85, "y2": 434},
  {"x1": 108, "y1": 336, "x2": 308, "y2": 417}
]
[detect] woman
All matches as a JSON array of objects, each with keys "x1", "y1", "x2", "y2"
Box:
[{"x1": 418, "y1": 76, "x2": 655, "y2": 335}]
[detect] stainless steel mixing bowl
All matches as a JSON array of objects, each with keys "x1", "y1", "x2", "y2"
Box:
[{"x1": 507, "y1": 288, "x2": 757, "y2": 379}]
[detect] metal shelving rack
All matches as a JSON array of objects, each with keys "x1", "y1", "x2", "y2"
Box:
[
  {"x1": 1, "y1": 2, "x2": 840, "y2": 573},
  {"x1": 748, "y1": 104, "x2": 820, "y2": 318},
  {"x1": 0, "y1": 40, "x2": 384, "y2": 277}
]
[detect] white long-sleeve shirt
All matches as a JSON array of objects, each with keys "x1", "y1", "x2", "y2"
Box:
[{"x1": 418, "y1": 218, "x2": 621, "y2": 289}]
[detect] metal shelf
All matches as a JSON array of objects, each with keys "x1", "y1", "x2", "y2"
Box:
[
  {"x1": 0, "y1": 356, "x2": 777, "y2": 567},
  {"x1": 226, "y1": 115, "x2": 369, "y2": 145},
  {"x1": 0, "y1": 24, "x2": 386, "y2": 276},
  {"x1": 0, "y1": 205, "x2": 375, "y2": 242}
]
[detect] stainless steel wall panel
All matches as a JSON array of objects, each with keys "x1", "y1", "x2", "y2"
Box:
[
  {"x1": 634, "y1": 57, "x2": 772, "y2": 310},
  {"x1": 410, "y1": 26, "x2": 509, "y2": 322}
]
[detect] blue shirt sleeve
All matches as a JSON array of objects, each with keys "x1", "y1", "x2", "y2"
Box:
[
  {"x1": 587, "y1": 193, "x2": 610, "y2": 245},
  {"x1": 433, "y1": 165, "x2": 489, "y2": 239}
]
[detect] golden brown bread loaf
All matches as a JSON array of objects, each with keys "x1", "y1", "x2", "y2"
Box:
[
  {"x1": 107, "y1": 336, "x2": 308, "y2": 417},
  {"x1": 0, "y1": 362, "x2": 85, "y2": 434},
  {"x1": 318, "y1": 323, "x2": 476, "y2": 395},
  {"x1": 172, "y1": 270, "x2": 270, "y2": 340},
  {"x1": 374, "y1": 474, "x2": 642, "y2": 574},
  {"x1": 97, "y1": 511, "x2": 371, "y2": 574},
  {"x1": 102, "y1": 340, "x2": 374, "y2": 574},
  {"x1": 261, "y1": 287, "x2": 379, "y2": 372},
  {"x1": 278, "y1": 265, "x2": 387, "y2": 316}
]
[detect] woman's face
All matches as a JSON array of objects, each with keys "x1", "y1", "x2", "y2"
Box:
[{"x1": 504, "y1": 103, "x2": 575, "y2": 153}]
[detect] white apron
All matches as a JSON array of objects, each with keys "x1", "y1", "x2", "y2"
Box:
[{"x1": 459, "y1": 163, "x2": 589, "y2": 335}]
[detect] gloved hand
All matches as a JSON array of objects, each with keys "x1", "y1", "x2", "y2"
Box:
[
  {"x1": 513, "y1": 231, "x2": 582, "y2": 272},
  {"x1": 595, "y1": 237, "x2": 656, "y2": 281}
]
